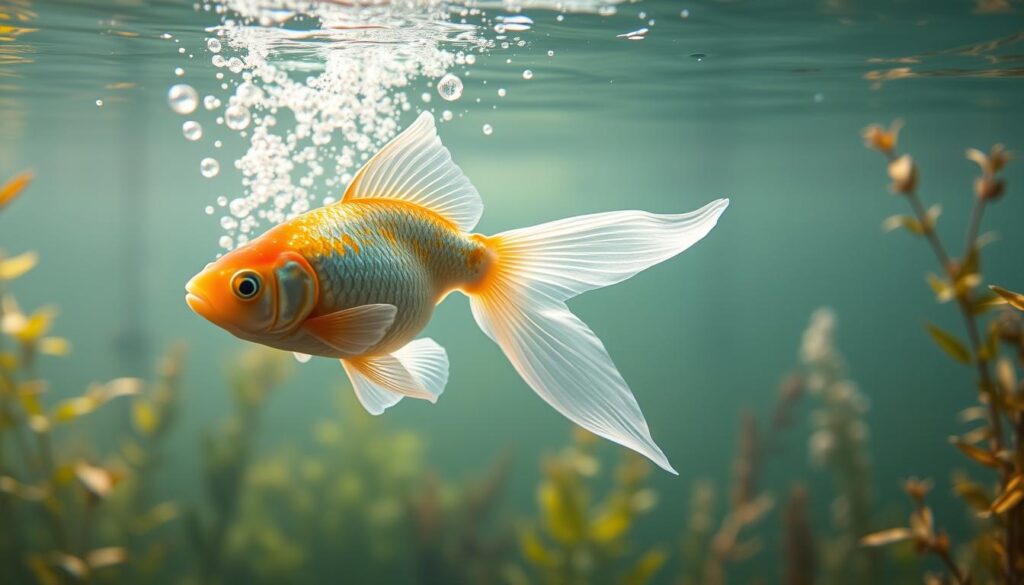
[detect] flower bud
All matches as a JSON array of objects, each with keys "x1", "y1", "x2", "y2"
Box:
[
  {"x1": 862, "y1": 120, "x2": 902, "y2": 153},
  {"x1": 888, "y1": 154, "x2": 917, "y2": 194},
  {"x1": 966, "y1": 144, "x2": 1011, "y2": 176},
  {"x1": 974, "y1": 176, "x2": 1005, "y2": 201}
]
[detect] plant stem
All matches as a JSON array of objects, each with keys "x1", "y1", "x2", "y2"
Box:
[{"x1": 936, "y1": 548, "x2": 968, "y2": 585}]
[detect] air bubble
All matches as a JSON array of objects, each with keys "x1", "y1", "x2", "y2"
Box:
[
  {"x1": 497, "y1": 88, "x2": 506, "y2": 97},
  {"x1": 441, "y1": 110, "x2": 453, "y2": 121},
  {"x1": 225, "y1": 105, "x2": 251, "y2": 130},
  {"x1": 174, "y1": 67, "x2": 185, "y2": 77},
  {"x1": 200, "y1": 157, "x2": 220, "y2": 178},
  {"x1": 482, "y1": 124, "x2": 493, "y2": 135},
  {"x1": 218, "y1": 235, "x2": 233, "y2": 249},
  {"x1": 204, "y1": 95, "x2": 221, "y2": 110},
  {"x1": 522, "y1": 69, "x2": 533, "y2": 80},
  {"x1": 421, "y1": 92, "x2": 432, "y2": 103},
  {"x1": 207, "y1": 38, "x2": 222, "y2": 53},
  {"x1": 183, "y1": 120, "x2": 203, "y2": 141},
  {"x1": 167, "y1": 84, "x2": 199, "y2": 114},
  {"x1": 204, "y1": 205, "x2": 215, "y2": 215},
  {"x1": 228, "y1": 57, "x2": 244, "y2": 73},
  {"x1": 436, "y1": 73, "x2": 464, "y2": 101}
]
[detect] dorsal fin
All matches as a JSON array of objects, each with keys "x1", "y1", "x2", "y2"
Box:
[{"x1": 341, "y1": 112, "x2": 483, "y2": 232}]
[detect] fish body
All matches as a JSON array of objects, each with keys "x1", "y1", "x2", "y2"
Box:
[
  {"x1": 186, "y1": 112, "x2": 728, "y2": 473},
  {"x1": 251, "y1": 200, "x2": 488, "y2": 357}
]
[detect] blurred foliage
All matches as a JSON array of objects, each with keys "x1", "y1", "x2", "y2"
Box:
[
  {"x1": 507, "y1": 429, "x2": 666, "y2": 585},
  {"x1": 0, "y1": 172, "x2": 185, "y2": 584},
  {"x1": 4, "y1": 123, "x2": 1022, "y2": 585}
]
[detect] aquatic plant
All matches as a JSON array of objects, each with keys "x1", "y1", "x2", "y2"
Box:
[
  {"x1": 510, "y1": 429, "x2": 666, "y2": 585},
  {"x1": 0, "y1": 172, "x2": 185, "y2": 584},
  {"x1": 675, "y1": 309, "x2": 880, "y2": 585},
  {"x1": 799, "y1": 308, "x2": 877, "y2": 584},
  {"x1": 860, "y1": 123, "x2": 1020, "y2": 583},
  {"x1": 185, "y1": 345, "x2": 291, "y2": 585},
  {"x1": 187, "y1": 384, "x2": 514, "y2": 585}
]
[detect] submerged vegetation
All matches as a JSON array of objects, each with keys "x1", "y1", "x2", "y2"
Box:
[
  {"x1": 860, "y1": 123, "x2": 1020, "y2": 583},
  {"x1": 0, "y1": 121, "x2": 1019, "y2": 585}
]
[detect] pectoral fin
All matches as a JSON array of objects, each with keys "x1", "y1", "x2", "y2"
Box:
[{"x1": 302, "y1": 303, "x2": 397, "y2": 356}]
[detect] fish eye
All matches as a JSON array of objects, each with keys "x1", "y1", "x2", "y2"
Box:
[{"x1": 231, "y1": 271, "x2": 262, "y2": 300}]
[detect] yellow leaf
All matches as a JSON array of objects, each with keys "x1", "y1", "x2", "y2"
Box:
[
  {"x1": 951, "y1": 438, "x2": 1001, "y2": 468},
  {"x1": 85, "y1": 547, "x2": 127, "y2": 569},
  {"x1": 132, "y1": 400, "x2": 157, "y2": 436},
  {"x1": 926, "y1": 273, "x2": 954, "y2": 303},
  {"x1": 0, "y1": 170, "x2": 32, "y2": 211},
  {"x1": 989, "y1": 477, "x2": 1024, "y2": 516},
  {"x1": 866, "y1": 527, "x2": 908, "y2": 549},
  {"x1": 38, "y1": 337, "x2": 69, "y2": 356},
  {"x1": 53, "y1": 396, "x2": 94, "y2": 422},
  {"x1": 591, "y1": 506, "x2": 630, "y2": 543},
  {"x1": 621, "y1": 549, "x2": 668, "y2": 585},
  {"x1": 539, "y1": 480, "x2": 586, "y2": 544},
  {"x1": 925, "y1": 323, "x2": 971, "y2": 364},
  {"x1": 882, "y1": 214, "x2": 924, "y2": 235},
  {"x1": 74, "y1": 461, "x2": 122, "y2": 499},
  {"x1": 520, "y1": 528, "x2": 553, "y2": 567},
  {"x1": 953, "y1": 472, "x2": 992, "y2": 512},
  {"x1": 17, "y1": 380, "x2": 46, "y2": 416},
  {"x1": 48, "y1": 553, "x2": 88, "y2": 580},
  {"x1": 9, "y1": 306, "x2": 56, "y2": 343},
  {"x1": 991, "y1": 285, "x2": 1024, "y2": 311},
  {"x1": 0, "y1": 251, "x2": 37, "y2": 280}
]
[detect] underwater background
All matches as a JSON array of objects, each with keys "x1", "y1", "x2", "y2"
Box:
[{"x1": 2, "y1": 0, "x2": 1024, "y2": 583}]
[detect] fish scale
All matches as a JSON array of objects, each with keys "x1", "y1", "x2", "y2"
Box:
[{"x1": 285, "y1": 199, "x2": 485, "y2": 353}]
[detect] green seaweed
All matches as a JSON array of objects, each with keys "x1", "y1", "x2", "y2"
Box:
[{"x1": 510, "y1": 429, "x2": 666, "y2": 585}]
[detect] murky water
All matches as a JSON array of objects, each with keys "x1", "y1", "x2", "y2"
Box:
[{"x1": 2, "y1": 0, "x2": 1024, "y2": 583}]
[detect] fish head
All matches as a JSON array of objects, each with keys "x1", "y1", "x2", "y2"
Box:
[{"x1": 186, "y1": 241, "x2": 319, "y2": 341}]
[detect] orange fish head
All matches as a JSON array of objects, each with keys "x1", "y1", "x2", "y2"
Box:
[{"x1": 186, "y1": 242, "x2": 319, "y2": 341}]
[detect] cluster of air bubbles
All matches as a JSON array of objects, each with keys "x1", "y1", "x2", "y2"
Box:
[{"x1": 167, "y1": 0, "x2": 586, "y2": 249}]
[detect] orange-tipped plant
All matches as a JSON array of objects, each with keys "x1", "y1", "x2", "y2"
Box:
[{"x1": 861, "y1": 123, "x2": 1022, "y2": 583}]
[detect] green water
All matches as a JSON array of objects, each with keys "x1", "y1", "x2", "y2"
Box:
[{"x1": 2, "y1": 0, "x2": 1024, "y2": 583}]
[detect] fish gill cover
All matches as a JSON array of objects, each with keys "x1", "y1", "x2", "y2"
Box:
[{"x1": 163, "y1": 0, "x2": 625, "y2": 250}]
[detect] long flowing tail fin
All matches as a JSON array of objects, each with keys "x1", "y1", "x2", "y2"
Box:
[{"x1": 466, "y1": 199, "x2": 729, "y2": 473}]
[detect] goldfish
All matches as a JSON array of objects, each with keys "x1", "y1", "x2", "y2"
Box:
[{"x1": 186, "y1": 112, "x2": 728, "y2": 472}]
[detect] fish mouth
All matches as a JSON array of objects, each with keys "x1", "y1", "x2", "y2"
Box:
[
  {"x1": 185, "y1": 276, "x2": 214, "y2": 319},
  {"x1": 185, "y1": 292, "x2": 213, "y2": 318}
]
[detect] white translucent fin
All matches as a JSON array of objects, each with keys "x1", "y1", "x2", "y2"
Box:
[
  {"x1": 491, "y1": 199, "x2": 729, "y2": 303},
  {"x1": 342, "y1": 111, "x2": 483, "y2": 231},
  {"x1": 340, "y1": 338, "x2": 449, "y2": 415},
  {"x1": 466, "y1": 200, "x2": 729, "y2": 473},
  {"x1": 302, "y1": 303, "x2": 397, "y2": 356},
  {"x1": 391, "y1": 338, "x2": 449, "y2": 401},
  {"x1": 342, "y1": 360, "x2": 405, "y2": 415},
  {"x1": 293, "y1": 352, "x2": 312, "y2": 363}
]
